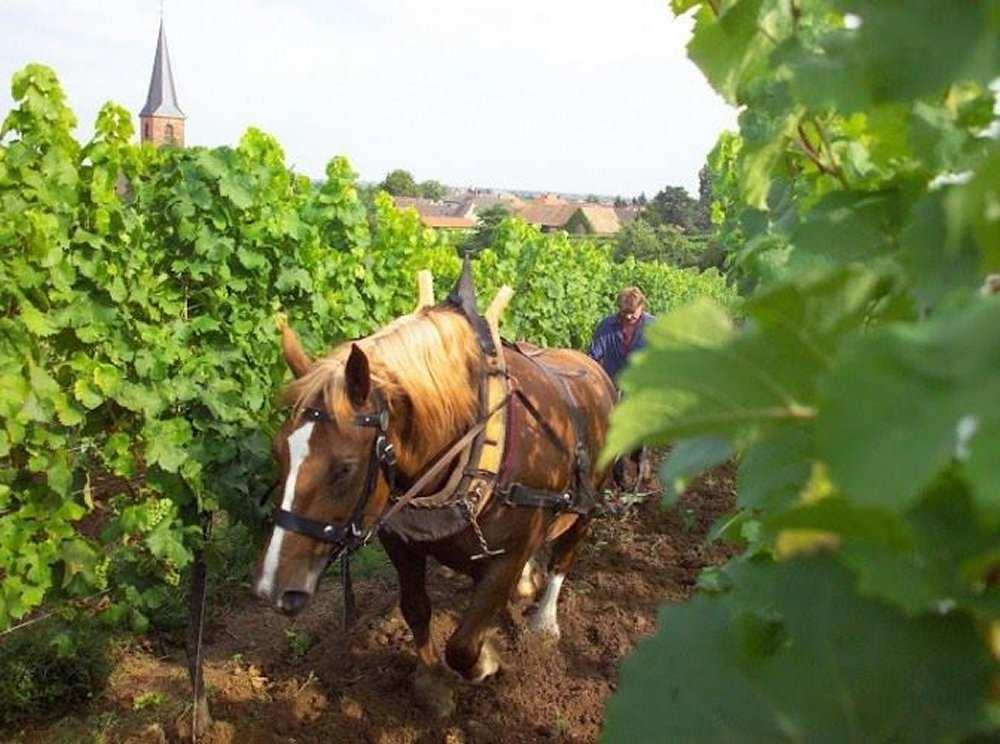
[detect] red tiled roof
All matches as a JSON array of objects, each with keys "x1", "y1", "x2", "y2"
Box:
[
  {"x1": 578, "y1": 205, "x2": 622, "y2": 234},
  {"x1": 516, "y1": 203, "x2": 577, "y2": 227},
  {"x1": 421, "y1": 215, "x2": 476, "y2": 229}
]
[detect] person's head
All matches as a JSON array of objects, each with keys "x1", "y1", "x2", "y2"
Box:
[{"x1": 617, "y1": 286, "x2": 646, "y2": 325}]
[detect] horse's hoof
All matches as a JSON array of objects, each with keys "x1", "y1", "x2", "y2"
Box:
[{"x1": 413, "y1": 669, "x2": 456, "y2": 719}]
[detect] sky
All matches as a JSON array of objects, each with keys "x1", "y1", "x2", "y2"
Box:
[{"x1": 0, "y1": 0, "x2": 737, "y2": 197}]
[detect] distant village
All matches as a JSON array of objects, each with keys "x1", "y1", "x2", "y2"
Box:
[
  {"x1": 132, "y1": 17, "x2": 648, "y2": 240},
  {"x1": 391, "y1": 189, "x2": 642, "y2": 236}
]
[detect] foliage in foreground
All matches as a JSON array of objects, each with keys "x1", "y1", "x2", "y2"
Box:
[
  {"x1": 0, "y1": 63, "x2": 734, "y2": 638},
  {"x1": 603, "y1": 1, "x2": 999, "y2": 741},
  {"x1": 0, "y1": 617, "x2": 111, "y2": 724}
]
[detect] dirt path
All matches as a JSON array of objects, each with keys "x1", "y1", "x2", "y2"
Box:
[{"x1": 7, "y1": 465, "x2": 735, "y2": 744}]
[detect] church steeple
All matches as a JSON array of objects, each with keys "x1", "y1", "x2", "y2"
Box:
[{"x1": 139, "y1": 19, "x2": 185, "y2": 147}]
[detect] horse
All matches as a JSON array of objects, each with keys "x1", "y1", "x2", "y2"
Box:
[{"x1": 253, "y1": 265, "x2": 616, "y2": 716}]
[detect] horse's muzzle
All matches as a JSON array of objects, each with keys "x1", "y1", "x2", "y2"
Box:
[{"x1": 278, "y1": 590, "x2": 311, "y2": 616}]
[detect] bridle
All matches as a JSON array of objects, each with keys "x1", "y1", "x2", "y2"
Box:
[
  {"x1": 272, "y1": 401, "x2": 399, "y2": 558},
  {"x1": 267, "y1": 391, "x2": 507, "y2": 626}
]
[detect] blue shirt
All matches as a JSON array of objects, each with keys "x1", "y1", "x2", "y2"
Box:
[{"x1": 587, "y1": 312, "x2": 653, "y2": 383}]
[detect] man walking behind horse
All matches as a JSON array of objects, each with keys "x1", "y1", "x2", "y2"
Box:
[{"x1": 588, "y1": 286, "x2": 653, "y2": 487}]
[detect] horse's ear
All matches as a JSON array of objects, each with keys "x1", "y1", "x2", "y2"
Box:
[
  {"x1": 447, "y1": 251, "x2": 478, "y2": 308},
  {"x1": 279, "y1": 318, "x2": 312, "y2": 378},
  {"x1": 345, "y1": 344, "x2": 371, "y2": 407}
]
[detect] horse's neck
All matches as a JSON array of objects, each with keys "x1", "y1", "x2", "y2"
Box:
[{"x1": 390, "y1": 396, "x2": 472, "y2": 482}]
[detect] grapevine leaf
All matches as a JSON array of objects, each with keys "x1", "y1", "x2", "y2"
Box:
[
  {"x1": 605, "y1": 268, "x2": 884, "y2": 461},
  {"x1": 658, "y1": 437, "x2": 734, "y2": 506},
  {"x1": 818, "y1": 298, "x2": 1000, "y2": 519},
  {"x1": 838, "y1": 474, "x2": 1000, "y2": 617},
  {"x1": 791, "y1": 189, "x2": 904, "y2": 267},
  {"x1": 18, "y1": 299, "x2": 58, "y2": 336},
  {"x1": 687, "y1": 0, "x2": 774, "y2": 104},
  {"x1": 73, "y1": 378, "x2": 103, "y2": 409},
  {"x1": 738, "y1": 423, "x2": 812, "y2": 512},
  {"x1": 143, "y1": 418, "x2": 192, "y2": 473},
  {"x1": 603, "y1": 556, "x2": 994, "y2": 743}
]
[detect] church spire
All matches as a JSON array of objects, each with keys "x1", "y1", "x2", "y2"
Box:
[{"x1": 139, "y1": 18, "x2": 185, "y2": 146}]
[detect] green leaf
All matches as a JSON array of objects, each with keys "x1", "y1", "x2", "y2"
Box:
[
  {"x1": 145, "y1": 521, "x2": 192, "y2": 568},
  {"x1": 73, "y1": 378, "x2": 103, "y2": 410},
  {"x1": 605, "y1": 268, "x2": 885, "y2": 461},
  {"x1": 102, "y1": 432, "x2": 137, "y2": 477},
  {"x1": 60, "y1": 538, "x2": 98, "y2": 588},
  {"x1": 687, "y1": 0, "x2": 775, "y2": 105},
  {"x1": 766, "y1": 497, "x2": 910, "y2": 549},
  {"x1": 738, "y1": 424, "x2": 812, "y2": 512},
  {"x1": 603, "y1": 556, "x2": 994, "y2": 743},
  {"x1": 834, "y1": 1, "x2": 999, "y2": 108},
  {"x1": 92, "y1": 362, "x2": 122, "y2": 395},
  {"x1": 236, "y1": 246, "x2": 269, "y2": 271},
  {"x1": 842, "y1": 478, "x2": 1000, "y2": 618},
  {"x1": 18, "y1": 299, "x2": 58, "y2": 336},
  {"x1": 791, "y1": 189, "x2": 904, "y2": 267},
  {"x1": 901, "y1": 190, "x2": 983, "y2": 307},
  {"x1": 659, "y1": 437, "x2": 734, "y2": 506},
  {"x1": 818, "y1": 298, "x2": 1000, "y2": 518},
  {"x1": 143, "y1": 417, "x2": 192, "y2": 473},
  {"x1": 114, "y1": 382, "x2": 164, "y2": 416},
  {"x1": 219, "y1": 173, "x2": 254, "y2": 209}
]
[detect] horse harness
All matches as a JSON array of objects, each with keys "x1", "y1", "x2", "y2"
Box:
[{"x1": 269, "y1": 296, "x2": 597, "y2": 580}]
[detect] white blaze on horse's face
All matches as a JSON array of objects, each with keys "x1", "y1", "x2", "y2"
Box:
[{"x1": 255, "y1": 421, "x2": 315, "y2": 601}]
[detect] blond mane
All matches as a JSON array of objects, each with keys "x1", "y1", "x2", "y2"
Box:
[{"x1": 284, "y1": 307, "x2": 482, "y2": 470}]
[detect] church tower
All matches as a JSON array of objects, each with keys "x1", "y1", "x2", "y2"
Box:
[{"x1": 139, "y1": 19, "x2": 185, "y2": 147}]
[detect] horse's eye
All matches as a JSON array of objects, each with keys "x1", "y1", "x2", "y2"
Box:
[{"x1": 329, "y1": 463, "x2": 353, "y2": 483}]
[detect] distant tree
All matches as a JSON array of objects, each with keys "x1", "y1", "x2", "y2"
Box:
[
  {"x1": 461, "y1": 204, "x2": 510, "y2": 255},
  {"x1": 380, "y1": 169, "x2": 419, "y2": 197},
  {"x1": 644, "y1": 186, "x2": 698, "y2": 230},
  {"x1": 586, "y1": 194, "x2": 601, "y2": 203},
  {"x1": 419, "y1": 179, "x2": 447, "y2": 200},
  {"x1": 613, "y1": 195, "x2": 627, "y2": 208},
  {"x1": 693, "y1": 165, "x2": 713, "y2": 232},
  {"x1": 613, "y1": 217, "x2": 706, "y2": 267}
]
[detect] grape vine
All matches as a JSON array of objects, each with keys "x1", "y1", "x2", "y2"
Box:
[
  {"x1": 602, "y1": 1, "x2": 999, "y2": 741},
  {"x1": 0, "y1": 64, "x2": 733, "y2": 633}
]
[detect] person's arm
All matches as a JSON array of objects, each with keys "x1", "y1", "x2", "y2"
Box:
[
  {"x1": 588, "y1": 318, "x2": 608, "y2": 360},
  {"x1": 632, "y1": 313, "x2": 654, "y2": 352}
]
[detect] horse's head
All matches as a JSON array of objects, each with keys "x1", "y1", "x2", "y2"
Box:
[{"x1": 254, "y1": 324, "x2": 394, "y2": 615}]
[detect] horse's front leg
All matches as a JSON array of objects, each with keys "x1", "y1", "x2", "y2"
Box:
[
  {"x1": 379, "y1": 533, "x2": 455, "y2": 717},
  {"x1": 445, "y1": 549, "x2": 528, "y2": 683}
]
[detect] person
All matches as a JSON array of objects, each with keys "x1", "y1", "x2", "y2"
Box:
[
  {"x1": 588, "y1": 287, "x2": 654, "y2": 489},
  {"x1": 588, "y1": 286, "x2": 653, "y2": 384}
]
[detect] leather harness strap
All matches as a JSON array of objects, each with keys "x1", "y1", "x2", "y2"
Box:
[{"x1": 499, "y1": 349, "x2": 597, "y2": 515}]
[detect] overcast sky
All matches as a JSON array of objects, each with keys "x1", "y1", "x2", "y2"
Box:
[{"x1": 0, "y1": 0, "x2": 736, "y2": 196}]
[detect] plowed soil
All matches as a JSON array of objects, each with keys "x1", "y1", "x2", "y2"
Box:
[{"x1": 7, "y1": 464, "x2": 735, "y2": 744}]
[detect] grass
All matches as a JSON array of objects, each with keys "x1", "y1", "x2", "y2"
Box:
[
  {"x1": 284, "y1": 628, "x2": 313, "y2": 659},
  {"x1": 132, "y1": 691, "x2": 166, "y2": 711}
]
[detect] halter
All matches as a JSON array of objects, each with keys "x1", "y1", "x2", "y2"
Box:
[{"x1": 272, "y1": 401, "x2": 398, "y2": 557}]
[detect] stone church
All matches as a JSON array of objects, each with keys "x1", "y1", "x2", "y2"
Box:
[{"x1": 139, "y1": 20, "x2": 185, "y2": 147}]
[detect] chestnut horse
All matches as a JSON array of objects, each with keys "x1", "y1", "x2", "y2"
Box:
[{"x1": 253, "y1": 272, "x2": 615, "y2": 716}]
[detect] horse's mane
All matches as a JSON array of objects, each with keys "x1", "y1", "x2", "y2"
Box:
[{"x1": 283, "y1": 307, "x2": 482, "y2": 468}]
